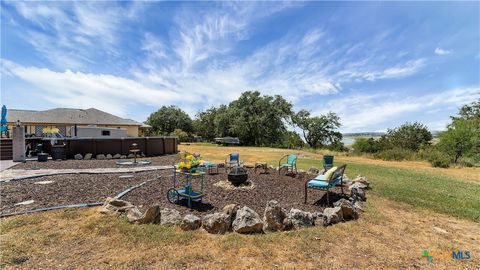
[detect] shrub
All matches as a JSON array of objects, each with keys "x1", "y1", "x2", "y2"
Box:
[
  {"x1": 352, "y1": 137, "x2": 380, "y2": 153},
  {"x1": 379, "y1": 122, "x2": 433, "y2": 151},
  {"x1": 458, "y1": 155, "x2": 480, "y2": 167},
  {"x1": 170, "y1": 129, "x2": 191, "y2": 142},
  {"x1": 427, "y1": 150, "x2": 451, "y2": 168},
  {"x1": 374, "y1": 148, "x2": 415, "y2": 161}
]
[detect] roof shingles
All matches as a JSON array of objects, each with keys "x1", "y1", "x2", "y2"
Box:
[{"x1": 6, "y1": 108, "x2": 145, "y2": 126}]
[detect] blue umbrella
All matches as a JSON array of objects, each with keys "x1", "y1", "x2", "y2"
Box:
[{"x1": 0, "y1": 105, "x2": 7, "y2": 125}]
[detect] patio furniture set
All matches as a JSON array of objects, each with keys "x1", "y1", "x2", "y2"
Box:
[{"x1": 167, "y1": 151, "x2": 347, "y2": 209}]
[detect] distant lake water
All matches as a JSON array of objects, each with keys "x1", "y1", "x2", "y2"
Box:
[
  {"x1": 342, "y1": 136, "x2": 381, "y2": 146},
  {"x1": 342, "y1": 137, "x2": 356, "y2": 146}
]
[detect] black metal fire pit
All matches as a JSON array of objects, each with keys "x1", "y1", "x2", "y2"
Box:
[{"x1": 228, "y1": 166, "x2": 248, "y2": 185}]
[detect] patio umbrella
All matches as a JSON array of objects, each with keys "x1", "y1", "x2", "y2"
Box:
[{"x1": 0, "y1": 105, "x2": 7, "y2": 125}]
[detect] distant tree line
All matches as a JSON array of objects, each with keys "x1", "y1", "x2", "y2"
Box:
[
  {"x1": 145, "y1": 91, "x2": 343, "y2": 150},
  {"x1": 145, "y1": 91, "x2": 479, "y2": 168},
  {"x1": 351, "y1": 100, "x2": 480, "y2": 167}
]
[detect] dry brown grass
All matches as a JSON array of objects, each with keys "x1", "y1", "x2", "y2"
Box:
[
  {"x1": 1, "y1": 195, "x2": 478, "y2": 269},
  {"x1": 179, "y1": 143, "x2": 480, "y2": 183}
]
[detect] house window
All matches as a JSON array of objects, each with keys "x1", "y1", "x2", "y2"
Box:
[{"x1": 102, "y1": 130, "x2": 111, "y2": 136}]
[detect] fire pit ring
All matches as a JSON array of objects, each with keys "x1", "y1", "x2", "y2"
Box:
[{"x1": 228, "y1": 166, "x2": 248, "y2": 186}]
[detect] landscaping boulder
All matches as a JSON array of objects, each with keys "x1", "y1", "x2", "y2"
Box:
[
  {"x1": 222, "y1": 204, "x2": 239, "y2": 225},
  {"x1": 202, "y1": 213, "x2": 230, "y2": 234},
  {"x1": 120, "y1": 155, "x2": 127, "y2": 159},
  {"x1": 160, "y1": 208, "x2": 182, "y2": 226},
  {"x1": 322, "y1": 207, "x2": 343, "y2": 225},
  {"x1": 287, "y1": 209, "x2": 314, "y2": 229},
  {"x1": 127, "y1": 207, "x2": 143, "y2": 222},
  {"x1": 350, "y1": 186, "x2": 366, "y2": 201},
  {"x1": 353, "y1": 201, "x2": 365, "y2": 212},
  {"x1": 84, "y1": 153, "x2": 92, "y2": 160},
  {"x1": 352, "y1": 175, "x2": 370, "y2": 189},
  {"x1": 113, "y1": 153, "x2": 122, "y2": 159},
  {"x1": 100, "y1": 197, "x2": 134, "y2": 215},
  {"x1": 307, "y1": 167, "x2": 320, "y2": 175},
  {"x1": 128, "y1": 205, "x2": 161, "y2": 224},
  {"x1": 349, "y1": 182, "x2": 367, "y2": 189},
  {"x1": 333, "y1": 199, "x2": 358, "y2": 220},
  {"x1": 263, "y1": 200, "x2": 286, "y2": 232},
  {"x1": 232, "y1": 206, "x2": 264, "y2": 234},
  {"x1": 96, "y1": 154, "x2": 106, "y2": 160},
  {"x1": 127, "y1": 154, "x2": 135, "y2": 159},
  {"x1": 74, "y1": 154, "x2": 83, "y2": 160},
  {"x1": 106, "y1": 154, "x2": 113, "y2": 159},
  {"x1": 180, "y1": 214, "x2": 202, "y2": 231},
  {"x1": 313, "y1": 212, "x2": 326, "y2": 227},
  {"x1": 282, "y1": 218, "x2": 294, "y2": 231}
]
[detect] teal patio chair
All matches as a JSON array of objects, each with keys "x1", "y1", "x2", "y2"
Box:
[
  {"x1": 323, "y1": 155, "x2": 334, "y2": 172},
  {"x1": 304, "y1": 164, "x2": 346, "y2": 205},
  {"x1": 278, "y1": 154, "x2": 298, "y2": 175}
]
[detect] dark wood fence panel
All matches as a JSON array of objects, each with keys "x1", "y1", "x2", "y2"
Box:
[
  {"x1": 66, "y1": 139, "x2": 95, "y2": 156},
  {"x1": 0, "y1": 139, "x2": 13, "y2": 160},
  {"x1": 95, "y1": 139, "x2": 123, "y2": 156},
  {"x1": 164, "y1": 137, "x2": 176, "y2": 154},
  {"x1": 146, "y1": 137, "x2": 164, "y2": 156},
  {"x1": 62, "y1": 137, "x2": 176, "y2": 158}
]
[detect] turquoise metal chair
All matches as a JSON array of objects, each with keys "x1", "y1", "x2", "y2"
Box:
[
  {"x1": 278, "y1": 154, "x2": 298, "y2": 175},
  {"x1": 323, "y1": 155, "x2": 334, "y2": 172},
  {"x1": 304, "y1": 164, "x2": 346, "y2": 205}
]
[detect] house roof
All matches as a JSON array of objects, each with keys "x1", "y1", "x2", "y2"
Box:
[{"x1": 6, "y1": 108, "x2": 147, "y2": 127}]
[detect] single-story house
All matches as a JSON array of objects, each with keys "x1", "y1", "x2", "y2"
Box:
[{"x1": 5, "y1": 108, "x2": 150, "y2": 138}]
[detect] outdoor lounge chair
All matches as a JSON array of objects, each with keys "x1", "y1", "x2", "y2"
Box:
[
  {"x1": 225, "y1": 153, "x2": 242, "y2": 172},
  {"x1": 278, "y1": 154, "x2": 298, "y2": 175},
  {"x1": 323, "y1": 155, "x2": 334, "y2": 172},
  {"x1": 304, "y1": 164, "x2": 346, "y2": 205}
]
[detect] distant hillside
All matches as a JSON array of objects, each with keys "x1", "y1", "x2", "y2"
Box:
[
  {"x1": 342, "y1": 132, "x2": 385, "y2": 137},
  {"x1": 343, "y1": 130, "x2": 442, "y2": 137}
]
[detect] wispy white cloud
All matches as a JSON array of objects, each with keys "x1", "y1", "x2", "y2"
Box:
[
  {"x1": 434, "y1": 47, "x2": 451, "y2": 55},
  {"x1": 313, "y1": 86, "x2": 480, "y2": 132},
  {"x1": 2, "y1": 59, "x2": 184, "y2": 117},
  {"x1": 7, "y1": 1, "x2": 143, "y2": 69}
]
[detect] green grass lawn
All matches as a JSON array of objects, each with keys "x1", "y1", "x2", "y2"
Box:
[
  {"x1": 297, "y1": 158, "x2": 480, "y2": 222},
  {"x1": 180, "y1": 144, "x2": 480, "y2": 222}
]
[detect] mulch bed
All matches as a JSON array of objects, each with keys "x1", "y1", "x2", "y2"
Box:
[
  {"x1": 123, "y1": 169, "x2": 347, "y2": 217},
  {"x1": 1, "y1": 167, "x2": 347, "y2": 217},
  {"x1": 11, "y1": 154, "x2": 179, "y2": 170},
  {"x1": 0, "y1": 170, "x2": 171, "y2": 215}
]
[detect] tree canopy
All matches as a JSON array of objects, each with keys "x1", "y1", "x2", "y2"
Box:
[
  {"x1": 379, "y1": 122, "x2": 432, "y2": 151},
  {"x1": 293, "y1": 110, "x2": 342, "y2": 149},
  {"x1": 145, "y1": 106, "x2": 193, "y2": 135},
  {"x1": 438, "y1": 100, "x2": 480, "y2": 164}
]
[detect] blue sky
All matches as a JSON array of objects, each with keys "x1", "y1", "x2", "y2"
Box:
[{"x1": 1, "y1": 1, "x2": 479, "y2": 132}]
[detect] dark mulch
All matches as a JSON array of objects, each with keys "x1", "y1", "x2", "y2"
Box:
[
  {"x1": 11, "y1": 154, "x2": 179, "y2": 170},
  {"x1": 1, "y1": 168, "x2": 348, "y2": 217},
  {"x1": 124, "y1": 169, "x2": 348, "y2": 217},
  {"x1": 0, "y1": 170, "x2": 170, "y2": 215}
]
